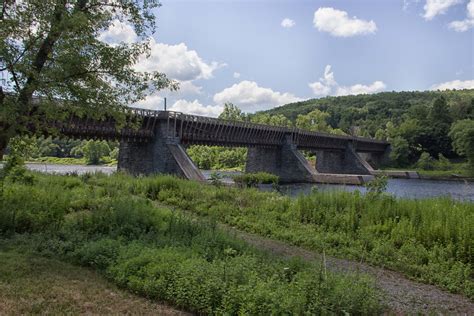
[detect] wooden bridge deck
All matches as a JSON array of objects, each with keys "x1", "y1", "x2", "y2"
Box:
[{"x1": 59, "y1": 109, "x2": 389, "y2": 153}]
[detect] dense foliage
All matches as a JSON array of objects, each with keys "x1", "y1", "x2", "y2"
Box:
[
  {"x1": 0, "y1": 0, "x2": 175, "y2": 158},
  {"x1": 262, "y1": 90, "x2": 474, "y2": 167},
  {"x1": 450, "y1": 119, "x2": 474, "y2": 173},
  {"x1": 4, "y1": 136, "x2": 118, "y2": 165},
  {"x1": 186, "y1": 145, "x2": 246, "y2": 170},
  {"x1": 81, "y1": 173, "x2": 474, "y2": 298},
  {"x1": 186, "y1": 91, "x2": 474, "y2": 171},
  {"x1": 0, "y1": 171, "x2": 383, "y2": 314}
]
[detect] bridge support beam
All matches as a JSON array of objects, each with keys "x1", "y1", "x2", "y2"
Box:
[
  {"x1": 315, "y1": 142, "x2": 372, "y2": 175},
  {"x1": 359, "y1": 146, "x2": 391, "y2": 170},
  {"x1": 246, "y1": 136, "x2": 316, "y2": 183},
  {"x1": 118, "y1": 123, "x2": 205, "y2": 181}
]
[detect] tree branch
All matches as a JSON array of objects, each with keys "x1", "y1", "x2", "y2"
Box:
[
  {"x1": 17, "y1": 0, "x2": 67, "y2": 110},
  {"x1": 8, "y1": 65, "x2": 21, "y2": 91}
]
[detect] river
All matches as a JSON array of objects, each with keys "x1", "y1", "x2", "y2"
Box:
[{"x1": 23, "y1": 163, "x2": 474, "y2": 202}]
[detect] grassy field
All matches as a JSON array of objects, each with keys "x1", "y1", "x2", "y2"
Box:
[
  {"x1": 0, "y1": 171, "x2": 383, "y2": 314},
  {"x1": 0, "y1": 246, "x2": 185, "y2": 315},
  {"x1": 84, "y1": 173, "x2": 473, "y2": 299},
  {"x1": 26, "y1": 156, "x2": 117, "y2": 166}
]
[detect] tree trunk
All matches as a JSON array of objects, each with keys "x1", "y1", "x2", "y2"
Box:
[{"x1": 0, "y1": 133, "x2": 8, "y2": 161}]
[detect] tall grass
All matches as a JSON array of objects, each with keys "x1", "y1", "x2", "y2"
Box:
[
  {"x1": 87, "y1": 173, "x2": 474, "y2": 298},
  {"x1": 0, "y1": 172, "x2": 383, "y2": 314}
]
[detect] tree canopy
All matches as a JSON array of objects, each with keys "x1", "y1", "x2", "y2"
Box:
[{"x1": 0, "y1": 0, "x2": 176, "y2": 157}]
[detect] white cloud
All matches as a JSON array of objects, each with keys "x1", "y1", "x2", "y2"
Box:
[
  {"x1": 171, "y1": 81, "x2": 203, "y2": 97},
  {"x1": 320, "y1": 65, "x2": 337, "y2": 87},
  {"x1": 449, "y1": 19, "x2": 474, "y2": 30},
  {"x1": 233, "y1": 72, "x2": 241, "y2": 79},
  {"x1": 430, "y1": 79, "x2": 474, "y2": 90},
  {"x1": 336, "y1": 81, "x2": 387, "y2": 96},
  {"x1": 308, "y1": 65, "x2": 386, "y2": 97},
  {"x1": 313, "y1": 7, "x2": 377, "y2": 37},
  {"x1": 134, "y1": 39, "x2": 225, "y2": 81},
  {"x1": 423, "y1": 0, "x2": 462, "y2": 20},
  {"x1": 308, "y1": 65, "x2": 337, "y2": 95},
  {"x1": 99, "y1": 21, "x2": 224, "y2": 95},
  {"x1": 213, "y1": 80, "x2": 302, "y2": 112},
  {"x1": 98, "y1": 20, "x2": 137, "y2": 44},
  {"x1": 132, "y1": 93, "x2": 164, "y2": 110},
  {"x1": 132, "y1": 80, "x2": 203, "y2": 110},
  {"x1": 169, "y1": 99, "x2": 223, "y2": 117},
  {"x1": 448, "y1": 0, "x2": 474, "y2": 31},
  {"x1": 281, "y1": 18, "x2": 295, "y2": 28},
  {"x1": 309, "y1": 82, "x2": 332, "y2": 96}
]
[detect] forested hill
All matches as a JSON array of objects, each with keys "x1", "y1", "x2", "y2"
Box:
[{"x1": 261, "y1": 90, "x2": 474, "y2": 135}]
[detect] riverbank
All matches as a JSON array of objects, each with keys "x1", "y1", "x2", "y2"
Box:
[
  {"x1": 1, "y1": 172, "x2": 385, "y2": 314},
  {"x1": 26, "y1": 156, "x2": 117, "y2": 166},
  {"x1": 382, "y1": 165, "x2": 473, "y2": 182},
  {"x1": 7, "y1": 172, "x2": 474, "y2": 297}
]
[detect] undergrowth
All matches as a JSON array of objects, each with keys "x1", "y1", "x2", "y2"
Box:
[
  {"x1": 85, "y1": 172, "x2": 473, "y2": 299},
  {"x1": 0, "y1": 172, "x2": 383, "y2": 314}
]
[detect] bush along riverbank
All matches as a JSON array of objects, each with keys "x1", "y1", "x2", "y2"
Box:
[
  {"x1": 0, "y1": 171, "x2": 383, "y2": 314},
  {"x1": 84, "y1": 173, "x2": 474, "y2": 299}
]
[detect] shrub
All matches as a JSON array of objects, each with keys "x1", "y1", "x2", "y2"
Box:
[
  {"x1": 416, "y1": 152, "x2": 434, "y2": 170},
  {"x1": 435, "y1": 154, "x2": 451, "y2": 171},
  {"x1": 232, "y1": 172, "x2": 279, "y2": 187},
  {"x1": 0, "y1": 173, "x2": 384, "y2": 313},
  {"x1": 364, "y1": 175, "x2": 388, "y2": 196}
]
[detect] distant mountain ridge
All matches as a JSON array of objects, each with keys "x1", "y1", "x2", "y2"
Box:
[{"x1": 260, "y1": 90, "x2": 474, "y2": 136}]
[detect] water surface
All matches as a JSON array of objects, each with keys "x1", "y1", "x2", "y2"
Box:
[{"x1": 23, "y1": 164, "x2": 474, "y2": 201}]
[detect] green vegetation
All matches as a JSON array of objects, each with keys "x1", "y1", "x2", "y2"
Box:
[
  {"x1": 4, "y1": 136, "x2": 118, "y2": 165},
  {"x1": 186, "y1": 145, "x2": 246, "y2": 170},
  {"x1": 386, "y1": 160, "x2": 471, "y2": 178},
  {"x1": 0, "y1": 247, "x2": 182, "y2": 315},
  {"x1": 29, "y1": 156, "x2": 87, "y2": 165},
  {"x1": 450, "y1": 119, "x2": 474, "y2": 174},
  {"x1": 263, "y1": 90, "x2": 474, "y2": 168},
  {"x1": 232, "y1": 172, "x2": 279, "y2": 187},
  {"x1": 79, "y1": 173, "x2": 473, "y2": 298},
  {"x1": 0, "y1": 170, "x2": 383, "y2": 314},
  {"x1": 185, "y1": 92, "x2": 474, "y2": 171},
  {"x1": 1, "y1": 0, "x2": 175, "y2": 159}
]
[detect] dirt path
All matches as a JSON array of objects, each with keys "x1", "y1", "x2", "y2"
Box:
[
  {"x1": 225, "y1": 226, "x2": 473, "y2": 314},
  {"x1": 151, "y1": 200, "x2": 474, "y2": 314}
]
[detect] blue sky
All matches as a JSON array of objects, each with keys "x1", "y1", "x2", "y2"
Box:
[{"x1": 102, "y1": 0, "x2": 474, "y2": 116}]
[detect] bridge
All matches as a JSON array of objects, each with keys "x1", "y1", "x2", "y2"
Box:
[{"x1": 56, "y1": 108, "x2": 390, "y2": 184}]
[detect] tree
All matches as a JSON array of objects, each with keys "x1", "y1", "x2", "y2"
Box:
[
  {"x1": 389, "y1": 136, "x2": 410, "y2": 167},
  {"x1": 449, "y1": 119, "x2": 474, "y2": 174},
  {"x1": 250, "y1": 113, "x2": 292, "y2": 127},
  {"x1": 296, "y1": 109, "x2": 331, "y2": 132},
  {"x1": 416, "y1": 152, "x2": 434, "y2": 170},
  {"x1": 81, "y1": 140, "x2": 110, "y2": 164},
  {"x1": 427, "y1": 96, "x2": 453, "y2": 157},
  {"x1": 218, "y1": 103, "x2": 245, "y2": 121},
  {"x1": 0, "y1": 0, "x2": 176, "y2": 159}
]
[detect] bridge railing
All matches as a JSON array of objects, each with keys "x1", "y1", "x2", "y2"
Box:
[
  {"x1": 163, "y1": 111, "x2": 289, "y2": 147},
  {"x1": 58, "y1": 108, "x2": 161, "y2": 141},
  {"x1": 50, "y1": 105, "x2": 389, "y2": 151},
  {"x1": 157, "y1": 110, "x2": 389, "y2": 151}
]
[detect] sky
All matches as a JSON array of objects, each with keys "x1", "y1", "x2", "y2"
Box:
[{"x1": 100, "y1": 0, "x2": 473, "y2": 116}]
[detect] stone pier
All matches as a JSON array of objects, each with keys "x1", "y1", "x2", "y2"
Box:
[
  {"x1": 118, "y1": 122, "x2": 205, "y2": 181},
  {"x1": 315, "y1": 142, "x2": 373, "y2": 175},
  {"x1": 246, "y1": 136, "x2": 316, "y2": 183}
]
